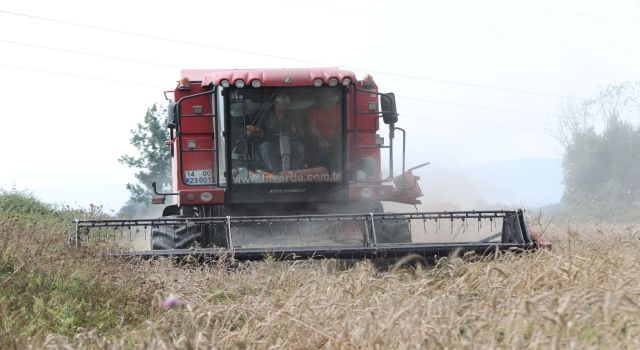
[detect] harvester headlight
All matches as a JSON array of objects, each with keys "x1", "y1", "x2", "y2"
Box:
[
  {"x1": 200, "y1": 192, "x2": 213, "y2": 202},
  {"x1": 342, "y1": 78, "x2": 351, "y2": 86},
  {"x1": 235, "y1": 79, "x2": 245, "y2": 88},
  {"x1": 313, "y1": 78, "x2": 323, "y2": 87},
  {"x1": 362, "y1": 74, "x2": 375, "y2": 88},
  {"x1": 328, "y1": 78, "x2": 338, "y2": 86},
  {"x1": 220, "y1": 79, "x2": 230, "y2": 88},
  {"x1": 178, "y1": 77, "x2": 191, "y2": 90},
  {"x1": 360, "y1": 187, "x2": 373, "y2": 198},
  {"x1": 251, "y1": 79, "x2": 261, "y2": 88}
]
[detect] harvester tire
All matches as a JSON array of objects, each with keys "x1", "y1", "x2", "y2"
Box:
[
  {"x1": 375, "y1": 218, "x2": 413, "y2": 244},
  {"x1": 356, "y1": 201, "x2": 413, "y2": 244},
  {"x1": 501, "y1": 211, "x2": 526, "y2": 244},
  {"x1": 151, "y1": 216, "x2": 204, "y2": 250}
]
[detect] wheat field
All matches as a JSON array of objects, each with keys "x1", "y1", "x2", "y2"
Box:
[{"x1": 2, "y1": 200, "x2": 640, "y2": 349}]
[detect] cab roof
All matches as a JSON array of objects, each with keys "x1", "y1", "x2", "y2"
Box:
[{"x1": 180, "y1": 67, "x2": 357, "y2": 87}]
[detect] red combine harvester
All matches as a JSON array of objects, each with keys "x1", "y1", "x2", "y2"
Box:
[{"x1": 71, "y1": 68, "x2": 549, "y2": 261}]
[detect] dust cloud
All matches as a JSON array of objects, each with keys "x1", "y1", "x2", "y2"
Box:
[{"x1": 383, "y1": 169, "x2": 514, "y2": 243}]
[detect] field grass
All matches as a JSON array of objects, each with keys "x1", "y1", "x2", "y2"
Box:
[{"x1": 2, "y1": 191, "x2": 640, "y2": 349}]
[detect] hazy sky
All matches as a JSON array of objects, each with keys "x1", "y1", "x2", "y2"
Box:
[{"x1": 1, "y1": 0, "x2": 639, "y2": 210}]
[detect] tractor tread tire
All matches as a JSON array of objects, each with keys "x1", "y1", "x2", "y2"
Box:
[
  {"x1": 151, "y1": 216, "x2": 204, "y2": 250},
  {"x1": 375, "y1": 219, "x2": 413, "y2": 244}
]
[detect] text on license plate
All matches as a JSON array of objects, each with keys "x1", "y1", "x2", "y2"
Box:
[{"x1": 185, "y1": 169, "x2": 212, "y2": 184}]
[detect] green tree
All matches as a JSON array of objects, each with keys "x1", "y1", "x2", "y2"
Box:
[
  {"x1": 118, "y1": 103, "x2": 171, "y2": 215},
  {"x1": 557, "y1": 82, "x2": 640, "y2": 219}
]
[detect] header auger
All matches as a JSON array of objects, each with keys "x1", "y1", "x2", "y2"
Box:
[{"x1": 71, "y1": 68, "x2": 550, "y2": 262}]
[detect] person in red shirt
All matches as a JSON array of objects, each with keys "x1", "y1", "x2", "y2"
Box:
[{"x1": 307, "y1": 89, "x2": 341, "y2": 173}]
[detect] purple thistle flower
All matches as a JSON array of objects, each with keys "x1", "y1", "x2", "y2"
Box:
[{"x1": 162, "y1": 295, "x2": 182, "y2": 308}]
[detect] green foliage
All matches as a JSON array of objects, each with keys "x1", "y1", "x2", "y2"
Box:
[
  {"x1": 119, "y1": 103, "x2": 171, "y2": 214},
  {"x1": 0, "y1": 188, "x2": 110, "y2": 223},
  {"x1": 0, "y1": 188, "x2": 52, "y2": 216},
  {"x1": 558, "y1": 82, "x2": 640, "y2": 220},
  {"x1": 0, "y1": 191, "x2": 153, "y2": 347},
  {"x1": 0, "y1": 265, "x2": 146, "y2": 340}
]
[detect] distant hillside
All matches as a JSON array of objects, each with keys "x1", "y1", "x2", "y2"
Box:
[{"x1": 413, "y1": 158, "x2": 563, "y2": 209}]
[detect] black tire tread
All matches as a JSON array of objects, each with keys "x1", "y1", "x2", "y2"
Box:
[{"x1": 151, "y1": 217, "x2": 204, "y2": 250}]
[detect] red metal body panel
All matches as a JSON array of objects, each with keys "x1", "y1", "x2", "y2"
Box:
[
  {"x1": 172, "y1": 84, "x2": 218, "y2": 206},
  {"x1": 529, "y1": 227, "x2": 552, "y2": 249},
  {"x1": 179, "y1": 188, "x2": 225, "y2": 205},
  {"x1": 348, "y1": 80, "x2": 382, "y2": 187},
  {"x1": 392, "y1": 170, "x2": 423, "y2": 205}
]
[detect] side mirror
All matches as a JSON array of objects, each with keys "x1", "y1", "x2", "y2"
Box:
[
  {"x1": 380, "y1": 93, "x2": 398, "y2": 124},
  {"x1": 167, "y1": 101, "x2": 177, "y2": 129}
]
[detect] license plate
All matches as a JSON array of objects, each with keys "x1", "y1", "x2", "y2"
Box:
[{"x1": 185, "y1": 169, "x2": 213, "y2": 185}]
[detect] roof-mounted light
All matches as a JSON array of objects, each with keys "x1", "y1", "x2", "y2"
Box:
[
  {"x1": 313, "y1": 78, "x2": 323, "y2": 87},
  {"x1": 251, "y1": 79, "x2": 261, "y2": 88},
  {"x1": 362, "y1": 74, "x2": 375, "y2": 88},
  {"x1": 235, "y1": 79, "x2": 245, "y2": 88},
  {"x1": 342, "y1": 78, "x2": 352, "y2": 86},
  {"x1": 220, "y1": 79, "x2": 230, "y2": 88},
  {"x1": 178, "y1": 77, "x2": 191, "y2": 90},
  {"x1": 328, "y1": 78, "x2": 338, "y2": 87}
]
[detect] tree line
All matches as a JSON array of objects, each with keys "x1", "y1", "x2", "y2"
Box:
[{"x1": 557, "y1": 82, "x2": 640, "y2": 220}]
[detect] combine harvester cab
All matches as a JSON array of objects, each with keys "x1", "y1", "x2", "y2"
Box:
[{"x1": 70, "y1": 68, "x2": 550, "y2": 262}]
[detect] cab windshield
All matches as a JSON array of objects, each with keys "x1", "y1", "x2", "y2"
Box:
[{"x1": 228, "y1": 86, "x2": 343, "y2": 184}]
